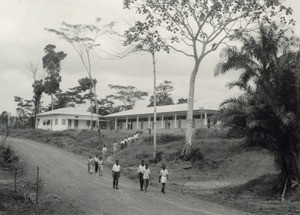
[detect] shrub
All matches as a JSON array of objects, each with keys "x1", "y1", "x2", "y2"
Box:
[
  {"x1": 136, "y1": 150, "x2": 151, "y2": 160},
  {"x1": 2, "y1": 147, "x2": 13, "y2": 162},
  {"x1": 149, "y1": 151, "x2": 164, "y2": 163},
  {"x1": 194, "y1": 128, "x2": 228, "y2": 139},
  {"x1": 184, "y1": 148, "x2": 204, "y2": 162},
  {"x1": 144, "y1": 133, "x2": 184, "y2": 144}
]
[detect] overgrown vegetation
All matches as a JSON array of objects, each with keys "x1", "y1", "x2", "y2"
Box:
[
  {"x1": 217, "y1": 23, "x2": 300, "y2": 199},
  {"x1": 144, "y1": 133, "x2": 185, "y2": 144}
]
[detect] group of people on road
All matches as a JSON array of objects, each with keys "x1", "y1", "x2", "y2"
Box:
[
  {"x1": 91, "y1": 157, "x2": 171, "y2": 194},
  {"x1": 87, "y1": 154, "x2": 104, "y2": 176}
]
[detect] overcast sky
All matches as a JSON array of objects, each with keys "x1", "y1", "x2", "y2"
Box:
[{"x1": 1, "y1": 0, "x2": 300, "y2": 114}]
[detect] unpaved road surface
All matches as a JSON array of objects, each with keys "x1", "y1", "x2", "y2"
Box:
[{"x1": 9, "y1": 138, "x2": 251, "y2": 215}]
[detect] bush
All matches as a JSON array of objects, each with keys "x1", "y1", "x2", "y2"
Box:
[
  {"x1": 184, "y1": 148, "x2": 204, "y2": 163},
  {"x1": 194, "y1": 128, "x2": 228, "y2": 139},
  {"x1": 1, "y1": 146, "x2": 17, "y2": 163},
  {"x1": 144, "y1": 133, "x2": 184, "y2": 144},
  {"x1": 149, "y1": 151, "x2": 164, "y2": 163},
  {"x1": 136, "y1": 150, "x2": 151, "y2": 160}
]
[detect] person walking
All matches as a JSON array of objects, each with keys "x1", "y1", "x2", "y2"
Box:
[
  {"x1": 143, "y1": 164, "x2": 151, "y2": 192},
  {"x1": 120, "y1": 139, "x2": 125, "y2": 150},
  {"x1": 137, "y1": 160, "x2": 146, "y2": 191},
  {"x1": 112, "y1": 160, "x2": 121, "y2": 189},
  {"x1": 113, "y1": 142, "x2": 118, "y2": 154},
  {"x1": 94, "y1": 155, "x2": 99, "y2": 174},
  {"x1": 98, "y1": 156, "x2": 104, "y2": 176},
  {"x1": 102, "y1": 145, "x2": 108, "y2": 160},
  {"x1": 159, "y1": 164, "x2": 171, "y2": 194},
  {"x1": 87, "y1": 156, "x2": 93, "y2": 174}
]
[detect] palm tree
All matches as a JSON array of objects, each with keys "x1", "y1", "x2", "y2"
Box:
[{"x1": 216, "y1": 23, "x2": 300, "y2": 197}]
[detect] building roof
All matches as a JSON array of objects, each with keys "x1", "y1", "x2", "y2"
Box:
[
  {"x1": 106, "y1": 102, "x2": 219, "y2": 118},
  {"x1": 38, "y1": 107, "x2": 94, "y2": 117}
]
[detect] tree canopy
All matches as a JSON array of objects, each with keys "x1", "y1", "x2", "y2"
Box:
[
  {"x1": 123, "y1": 0, "x2": 294, "y2": 155},
  {"x1": 106, "y1": 84, "x2": 148, "y2": 110},
  {"x1": 148, "y1": 80, "x2": 174, "y2": 106}
]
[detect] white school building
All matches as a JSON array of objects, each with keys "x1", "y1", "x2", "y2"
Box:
[
  {"x1": 36, "y1": 102, "x2": 219, "y2": 131},
  {"x1": 105, "y1": 103, "x2": 219, "y2": 131},
  {"x1": 36, "y1": 107, "x2": 107, "y2": 131}
]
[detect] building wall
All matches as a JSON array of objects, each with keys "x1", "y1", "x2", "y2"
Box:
[
  {"x1": 109, "y1": 112, "x2": 216, "y2": 131},
  {"x1": 36, "y1": 114, "x2": 105, "y2": 131}
]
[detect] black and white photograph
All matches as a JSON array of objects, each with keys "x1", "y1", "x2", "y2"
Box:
[{"x1": 0, "y1": 0, "x2": 300, "y2": 214}]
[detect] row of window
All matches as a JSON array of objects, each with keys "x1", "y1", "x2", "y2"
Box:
[{"x1": 116, "y1": 114, "x2": 211, "y2": 123}]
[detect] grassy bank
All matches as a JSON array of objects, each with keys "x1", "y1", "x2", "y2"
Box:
[
  {"x1": 0, "y1": 145, "x2": 83, "y2": 215},
  {"x1": 7, "y1": 128, "x2": 300, "y2": 214}
]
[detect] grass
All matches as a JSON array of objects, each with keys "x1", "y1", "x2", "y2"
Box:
[{"x1": 7, "y1": 127, "x2": 300, "y2": 214}]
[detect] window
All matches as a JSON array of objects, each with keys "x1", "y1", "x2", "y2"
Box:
[
  {"x1": 86, "y1": 120, "x2": 90, "y2": 126},
  {"x1": 46, "y1": 120, "x2": 51, "y2": 125},
  {"x1": 74, "y1": 120, "x2": 79, "y2": 127},
  {"x1": 68, "y1": 119, "x2": 72, "y2": 127},
  {"x1": 165, "y1": 116, "x2": 173, "y2": 120},
  {"x1": 55, "y1": 119, "x2": 58, "y2": 125},
  {"x1": 62, "y1": 119, "x2": 66, "y2": 125},
  {"x1": 193, "y1": 115, "x2": 201, "y2": 119},
  {"x1": 178, "y1": 116, "x2": 186, "y2": 120},
  {"x1": 92, "y1": 121, "x2": 96, "y2": 128},
  {"x1": 75, "y1": 116, "x2": 79, "y2": 118}
]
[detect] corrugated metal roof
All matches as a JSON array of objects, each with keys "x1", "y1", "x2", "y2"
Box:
[
  {"x1": 38, "y1": 107, "x2": 93, "y2": 117},
  {"x1": 106, "y1": 102, "x2": 219, "y2": 118}
]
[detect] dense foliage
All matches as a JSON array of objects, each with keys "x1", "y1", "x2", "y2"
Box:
[{"x1": 216, "y1": 23, "x2": 300, "y2": 191}]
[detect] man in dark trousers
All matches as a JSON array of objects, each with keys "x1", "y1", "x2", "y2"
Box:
[
  {"x1": 112, "y1": 160, "x2": 121, "y2": 189},
  {"x1": 137, "y1": 160, "x2": 146, "y2": 191}
]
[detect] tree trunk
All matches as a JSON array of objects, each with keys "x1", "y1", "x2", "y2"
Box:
[
  {"x1": 51, "y1": 94, "x2": 54, "y2": 111},
  {"x1": 183, "y1": 60, "x2": 201, "y2": 156},
  {"x1": 90, "y1": 99, "x2": 93, "y2": 131},
  {"x1": 90, "y1": 77, "x2": 101, "y2": 139},
  {"x1": 152, "y1": 51, "x2": 157, "y2": 159}
]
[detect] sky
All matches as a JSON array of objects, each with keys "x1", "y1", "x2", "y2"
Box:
[{"x1": 1, "y1": 0, "x2": 300, "y2": 115}]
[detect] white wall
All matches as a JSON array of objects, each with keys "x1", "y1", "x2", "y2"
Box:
[{"x1": 36, "y1": 114, "x2": 99, "y2": 131}]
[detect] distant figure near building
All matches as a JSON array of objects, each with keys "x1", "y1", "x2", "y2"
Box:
[
  {"x1": 137, "y1": 160, "x2": 146, "y2": 191},
  {"x1": 112, "y1": 160, "x2": 121, "y2": 189},
  {"x1": 143, "y1": 164, "x2": 151, "y2": 192},
  {"x1": 147, "y1": 124, "x2": 152, "y2": 134}
]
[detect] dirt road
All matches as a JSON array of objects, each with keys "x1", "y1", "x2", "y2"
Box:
[{"x1": 9, "y1": 138, "x2": 251, "y2": 215}]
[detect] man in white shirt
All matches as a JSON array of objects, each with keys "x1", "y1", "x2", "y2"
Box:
[
  {"x1": 120, "y1": 139, "x2": 125, "y2": 150},
  {"x1": 102, "y1": 145, "x2": 108, "y2": 159},
  {"x1": 137, "y1": 160, "x2": 146, "y2": 191},
  {"x1": 143, "y1": 164, "x2": 151, "y2": 192},
  {"x1": 112, "y1": 160, "x2": 121, "y2": 189}
]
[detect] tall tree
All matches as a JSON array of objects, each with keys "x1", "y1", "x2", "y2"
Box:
[
  {"x1": 0, "y1": 111, "x2": 10, "y2": 149},
  {"x1": 124, "y1": 21, "x2": 168, "y2": 158},
  {"x1": 46, "y1": 18, "x2": 114, "y2": 136},
  {"x1": 216, "y1": 23, "x2": 300, "y2": 199},
  {"x1": 106, "y1": 84, "x2": 148, "y2": 110},
  {"x1": 42, "y1": 44, "x2": 67, "y2": 111},
  {"x1": 123, "y1": 0, "x2": 293, "y2": 155},
  {"x1": 32, "y1": 79, "x2": 44, "y2": 127},
  {"x1": 14, "y1": 96, "x2": 34, "y2": 127},
  {"x1": 148, "y1": 80, "x2": 174, "y2": 107}
]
